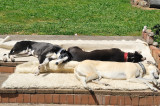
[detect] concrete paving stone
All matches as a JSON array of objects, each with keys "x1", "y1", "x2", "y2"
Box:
[
  {"x1": 0, "y1": 74, "x2": 10, "y2": 88},
  {"x1": 0, "y1": 103, "x2": 95, "y2": 106},
  {"x1": 0, "y1": 35, "x2": 142, "y2": 40}
]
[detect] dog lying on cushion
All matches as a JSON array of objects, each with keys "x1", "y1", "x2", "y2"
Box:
[
  {"x1": 3, "y1": 41, "x2": 69, "y2": 75},
  {"x1": 74, "y1": 60, "x2": 159, "y2": 91},
  {"x1": 15, "y1": 60, "x2": 79, "y2": 74},
  {"x1": 55, "y1": 46, "x2": 146, "y2": 65}
]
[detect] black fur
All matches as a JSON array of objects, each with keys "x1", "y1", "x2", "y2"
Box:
[
  {"x1": 9, "y1": 41, "x2": 63, "y2": 64},
  {"x1": 60, "y1": 46, "x2": 145, "y2": 63},
  {"x1": 152, "y1": 24, "x2": 160, "y2": 35}
]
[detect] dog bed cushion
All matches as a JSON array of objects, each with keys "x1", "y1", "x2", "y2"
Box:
[
  {"x1": 2, "y1": 73, "x2": 150, "y2": 90},
  {"x1": 0, "y1": 37, "x2": 156, "y2": 90}
]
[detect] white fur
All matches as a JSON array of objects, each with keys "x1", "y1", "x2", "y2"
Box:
[
  {"x1": 55, "y1": 56, "x2": 68, "y2": 65},
  {"x1": 35, "y1": 52, "x2": 63, "y2": 75},
  {"x1": 56, "y1": 49, "x2": 64, "y2": 58},
  {"x1": 143, "y1": 26, "x2": 147, "y2": 32}
]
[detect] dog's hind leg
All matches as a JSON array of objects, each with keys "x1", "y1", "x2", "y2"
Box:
[
  {"x1": 74, "y1": 69, "x2": 90, "y2": 90},
  {"x1": 92, "y1": 79, "x2": 109, "y2": 86},
  {"x1": 74, "y1": 64, "x2": 99, "y2": 90},
  {"x1": 127, "y1": 78, "x2": 158, "y2": 92},
  {"x1": 91, "y1": 72, "x2": 109, "y2": 86}
]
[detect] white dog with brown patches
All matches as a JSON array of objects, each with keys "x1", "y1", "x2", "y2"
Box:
[{"x1": 74, "y1": 60, "x2": 160, "y2": 91}]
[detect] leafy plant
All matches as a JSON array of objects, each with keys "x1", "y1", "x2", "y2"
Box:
[{"x1": 152, "y1": 24, "x2": 160, "y2": 44}]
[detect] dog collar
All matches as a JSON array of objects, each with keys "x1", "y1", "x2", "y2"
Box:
[
  {"x1": 138, "y1": 62, "x2": 146, "y2": 74},
  {"x1": 124, "y1": 52, "x2": 128, "y2": 62}
]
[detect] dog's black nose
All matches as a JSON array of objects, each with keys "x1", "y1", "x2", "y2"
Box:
[{"x1": 55, "y1": 62, "x2": 59, "y2": 65}]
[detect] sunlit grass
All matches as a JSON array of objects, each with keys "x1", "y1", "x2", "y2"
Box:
[{"x1": 0, "y1": 0, "x2": 159, "y2": 36}]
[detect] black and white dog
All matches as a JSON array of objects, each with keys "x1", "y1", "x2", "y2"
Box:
[
  {"x1": 55, "y1": 46, "x2": 146, "y2": 65},
  {"x1": 3, "y1": 41, "x2": 68, "y2": 75}
]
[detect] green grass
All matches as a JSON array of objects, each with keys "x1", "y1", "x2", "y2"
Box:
[{"x1": 0, "y1": 0, "x2": 160, "y2": 36}]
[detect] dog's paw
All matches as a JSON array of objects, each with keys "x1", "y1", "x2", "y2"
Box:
[
  {"x1": 105, "y1": 83, "x2": 110, "y2": 86},
  {"x1": 84, "y1": 86, "x2": 92, "y2": 91},
  {"x1": 38, "y1": 65, "x2": 41, "y2": 70},
  {"x1": 11, "y1": 58, "x2": 15, "y2": 62},
  {"x1": 3, "y1": 54, "x2": 8, "y2": 62},
  {"x1": 153, "y1": 80, "x2": 158, "y2": 86},
  {"x1": 152, "y1": 87, "x2": 158, "y2": 92},
  {"x1": 10, "y1": 55, "x2": 15, "y2": 62},
  {"x1": 34, "y1": 70, "x2": 40, "y2": 76},
  {"x1": 34, "y1": 71, "x2": 40, "y2": 76},
  {"x1": 157, "y1": 82, "x2": 160, "y2": 87}
]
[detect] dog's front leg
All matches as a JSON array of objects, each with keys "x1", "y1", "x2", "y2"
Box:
[
  {"x1": 35, "y1": 56, "x2": 48, "y2": 76},
  {"x1": 127, "y1": 78, "x2": 158, "y2": 92},
  {"x1": 3, "y1": 54, "x2": 15, "y2": 62},
  {"x1": 10, "y1": 55, "x2": 15, "y2": 62},
  {"x1": 3, "y1": 54, "x2": 8, "y2": 62},
  {"x1": 133, "y1": 77, "x2": 158, "y2": 86}
]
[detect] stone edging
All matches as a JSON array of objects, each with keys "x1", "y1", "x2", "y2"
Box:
[
  {"x1": 142, "y1": 28, "x2": 160, "y2": 70},
  {"x1": 0, "y1": 89, "x2": 159, "y2": 105}
]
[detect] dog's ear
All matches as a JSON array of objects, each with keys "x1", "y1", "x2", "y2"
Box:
[
  {"x1": 61, "y1": 49, "x2": 67, "y2": 53},
  {"x1": 9, "y1": 48, "x2": 14, "y2": 55}
]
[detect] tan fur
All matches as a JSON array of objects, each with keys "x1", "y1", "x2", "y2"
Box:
[{"x1": 75, "y1": 60, "x2": 159, "y2": 91}]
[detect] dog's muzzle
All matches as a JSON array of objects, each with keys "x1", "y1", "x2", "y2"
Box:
[{"x1": 55, "y1": 56, "x2": 68, "y2": 65}]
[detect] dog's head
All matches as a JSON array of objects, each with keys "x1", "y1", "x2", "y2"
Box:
[
  {"x1": 129, "y1": 51, "x2": 146, "y2": 63},
  {"x1": 147, "y1": 61, "x2": 159, "y2": 80},
  {"x1": 68, "y1": 46, "x2": 83, "y2": 52},
  {"x1": 55, "y1": 49, "x2": 72, "y2": 65},
  {"x1": 9, "y1": 41, "x2": 31, "y2": 56}
]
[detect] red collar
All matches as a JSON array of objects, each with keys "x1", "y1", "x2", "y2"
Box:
[{"x1": 124, "y1": 52, "x2": 128, "y2": 62}]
